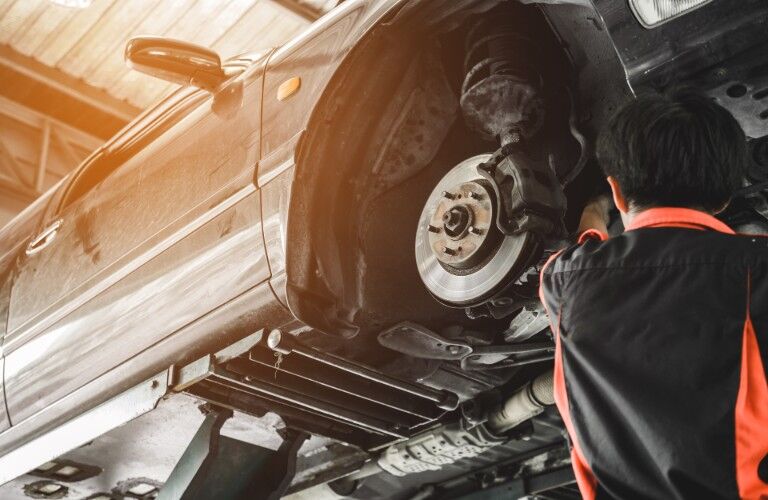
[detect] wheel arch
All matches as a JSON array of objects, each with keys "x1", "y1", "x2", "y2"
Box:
[{"x1": 284, "y1": 0, "x2": 504, "y2": 340}]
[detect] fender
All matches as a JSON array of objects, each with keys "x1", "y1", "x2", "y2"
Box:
[{"x1": 278, "y1": 0, "x2": 503, "y2": 338}]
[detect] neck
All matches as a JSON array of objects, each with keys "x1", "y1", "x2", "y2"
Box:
[{"x1": 621, "y1": 205, "x2": 712, "y2": 228}]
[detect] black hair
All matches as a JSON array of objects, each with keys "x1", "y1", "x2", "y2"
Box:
[{"x1": 596, "y1": 88, "x2": 748, "y2": 212}]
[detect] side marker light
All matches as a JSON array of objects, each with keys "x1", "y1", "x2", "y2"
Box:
[{"x1": 277, "y1": 77, "x2": 301, "y2": 101}]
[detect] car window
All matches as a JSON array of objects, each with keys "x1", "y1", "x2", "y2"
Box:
[
  {"x1": 59, "y1": 87, "x2": 208, "y2": 212},
  {"x1": 57, "y1": 51, "x2": 269, "y2": 212}
]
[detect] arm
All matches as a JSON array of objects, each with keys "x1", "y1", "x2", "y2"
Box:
[{"x1": 577, "y1": 195, "x2": 612, "y2": 242}]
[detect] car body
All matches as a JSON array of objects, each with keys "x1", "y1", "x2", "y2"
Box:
[{"x1": 0, "y1": 0, "x2": 767, "y2": 496}]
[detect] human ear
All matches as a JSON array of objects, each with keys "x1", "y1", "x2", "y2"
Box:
[{"x1": 607, "y1": 176, "x2": 629, "y2": 213}]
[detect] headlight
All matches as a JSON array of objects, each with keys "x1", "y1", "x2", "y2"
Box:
[{"x1": 629, "y1": 0, "x2": 713, "y2": 28}]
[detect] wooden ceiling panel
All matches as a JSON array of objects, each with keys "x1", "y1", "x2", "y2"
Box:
[
  {"x1": 85, "y1": 0, "x2": 187, "y2": 90},
  {"x1": 31, "y1": 0, "x2": 117, "y2": 66},
  {"x1": 9, "y1": 1, "x2": 77, "y2": 56},
  {"x1": 58, "y1": 0, "x2": 161, "y2": 79},
  {"x1": 0, "y1": 1, "x2": 47, "y2": 45}
]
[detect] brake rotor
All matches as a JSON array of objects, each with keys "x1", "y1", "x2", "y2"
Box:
[{"x1": 416, "y1": 154, "x2": 535, "y2": 306}]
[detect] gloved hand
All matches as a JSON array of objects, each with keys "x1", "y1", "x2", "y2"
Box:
[{"x1": 577, "y1": 194, "x2": 613, "y2": 235}]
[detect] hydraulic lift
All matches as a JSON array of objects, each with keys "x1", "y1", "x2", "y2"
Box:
[
  {"x1": 151, "y1": 327, "x2": 461, "y2": 499},
  {"x1": 157, "y1": 405, "x2": 308, "y2": 500}
]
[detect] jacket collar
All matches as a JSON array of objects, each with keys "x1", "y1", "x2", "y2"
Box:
[{"x1": 625, "y1": 207, "x2": 735, "y2": 234}]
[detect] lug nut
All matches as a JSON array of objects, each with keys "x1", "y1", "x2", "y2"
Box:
[{"x1": 428, "y1": 225, "x2": 441, "y2": 233}]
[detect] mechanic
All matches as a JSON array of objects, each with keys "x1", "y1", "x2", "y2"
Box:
[{"x1": 539, "y1": 89, "x2": 768, "y2": 499}]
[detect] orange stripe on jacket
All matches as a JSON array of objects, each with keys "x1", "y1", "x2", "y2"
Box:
[
  {"x1": 539, "y1": 250, "x2": 598, "y2": 500},
  {"x1": 735, "y1": 272, "x2": 768, "y2": 500}
]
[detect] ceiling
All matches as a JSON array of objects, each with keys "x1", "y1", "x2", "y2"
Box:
[{"x1": 0, "y1": 0, "x2": 336, "y2": 109}]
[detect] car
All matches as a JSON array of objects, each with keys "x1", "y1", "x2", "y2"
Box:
[{"x1": 0, "y1": 0, "x2": 767, "y2": 497}]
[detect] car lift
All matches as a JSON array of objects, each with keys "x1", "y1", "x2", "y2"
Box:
[{"x1": 156, "y1": 405, "x2": 308, "y2": 500}]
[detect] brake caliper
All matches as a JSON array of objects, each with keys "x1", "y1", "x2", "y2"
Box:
[{"x1": 477, "y1": 139, "x2": 567, "y2": 241}]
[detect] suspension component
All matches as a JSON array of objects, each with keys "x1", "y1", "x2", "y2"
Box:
[
  {"x1": 417, "y1": 5, "x2": 581, "y2": 308},
  {"x1": 460, "y1": 9, "x2": 545, "y2": 144}
]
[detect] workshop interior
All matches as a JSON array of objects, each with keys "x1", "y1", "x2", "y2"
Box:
[{"x1": 0, "y1": 0, "x2": 766, "y2": 499}]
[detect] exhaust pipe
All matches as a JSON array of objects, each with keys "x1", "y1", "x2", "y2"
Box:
[
  {"x1": 287, "y1": 370, "x2": 555, "y2": 498},
  {"x1": 487, "y1": 370, "x2": 554, "y2": 433}
]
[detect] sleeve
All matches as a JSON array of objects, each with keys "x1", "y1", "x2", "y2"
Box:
[
  {"x1": 538, "y1": 248, "x2": 600, "y2": 500},
  {"x1": 539, "y1": 228, "x2": 602, "y2": 312},
  {"x1": 540, "y1": 229, "x2": 605, "y2": 320},
  {"x1": 538, "y1": 250, "x2": 565, "y2": 320}
]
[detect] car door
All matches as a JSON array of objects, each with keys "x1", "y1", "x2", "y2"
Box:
[
  {"x1": 0, "y1": 260, "x2": 11, "y2": 432},
  {"x1": 4, "y1": 55, "x2": 270, "y2": 424},
  {"x1": 0, "y1": 188, "x2": 60, "y2": 432}
]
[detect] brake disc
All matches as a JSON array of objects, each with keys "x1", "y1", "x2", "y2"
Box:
[{"x1": 415, "y1": 154, "x2": 535, "y2": 306}]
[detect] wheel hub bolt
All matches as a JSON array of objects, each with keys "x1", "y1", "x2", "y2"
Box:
[
  {"x1": 468, "y1": 226, "x2": 482, "y2": 235},
  {"x1": 442, "y1": 246, "x2": 457, "y2": 256},
  {"x1": 442, "y1": 191, "x2": 458, "y2": 200},
  {"x1": 428, "y1": 225, "x2": 441, "y2": 233}
]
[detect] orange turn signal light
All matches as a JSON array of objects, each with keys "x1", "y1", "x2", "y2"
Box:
[{"x1": 277, "y1": 77, "x2": 301, "y2": 101}]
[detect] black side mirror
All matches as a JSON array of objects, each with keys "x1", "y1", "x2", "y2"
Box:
[{"x1": 125, "y1": 37, "x2": 226, "y2": 92}]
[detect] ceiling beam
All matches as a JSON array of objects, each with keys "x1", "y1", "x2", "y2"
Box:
[
  {"x1": 0, "y1": 135, "x2": 29, "y2": 188},
  {"x1": 0, "y1": 44, "x2": 140, "y2": 123},
  {"x1": 0, "y1": 175, "x2": 39, "y2": 205},
  {"x1": 53, "y1": 128, "x2": 86, "y2": 168},
  {"x1": 0, "y1": 95, "x2": 102, "y2": 151},
  {"x1": 0, "y1": 96, "x2": 100, "y2": 197}
]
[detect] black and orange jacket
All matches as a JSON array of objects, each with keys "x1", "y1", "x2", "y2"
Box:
[{"x1": 539, "y1": 207, "x2": 768, "y2": 499}]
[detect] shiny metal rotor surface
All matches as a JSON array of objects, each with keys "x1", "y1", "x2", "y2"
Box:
[{"x1": 415, "y1": 154, "x2": 530, "y2": 306}]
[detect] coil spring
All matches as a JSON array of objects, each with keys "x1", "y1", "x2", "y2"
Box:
[{"x1": 461, "y1": 17, "x2": 542, "y2": 99}]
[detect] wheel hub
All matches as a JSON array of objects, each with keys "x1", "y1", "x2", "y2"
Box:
[{"x1": 427, "y1": 181, "x2": 496, "y2": 269}]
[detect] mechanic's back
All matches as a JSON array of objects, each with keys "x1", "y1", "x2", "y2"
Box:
[{"x1": 540, "y1": 90, "x2": 768, "y2": 499}]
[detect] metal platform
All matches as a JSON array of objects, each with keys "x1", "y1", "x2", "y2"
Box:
[{"x1": 184, "y1": 330, "x2": 459, "y2": 451}]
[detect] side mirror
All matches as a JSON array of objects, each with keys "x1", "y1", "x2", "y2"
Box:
[{"x1": 125, "y1": 37, "x2": 226, "y2": 92}]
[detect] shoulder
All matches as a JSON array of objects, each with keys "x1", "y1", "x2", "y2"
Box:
[
  {"x1": 543, "y1": 235, "x2": 622, "y2": 276},
  {"x1": 544, "y1": 229, "x2": 767, "y2": 276},
  {"x1": 542, "y1": 229, "x2": 610, "y2": 276}
]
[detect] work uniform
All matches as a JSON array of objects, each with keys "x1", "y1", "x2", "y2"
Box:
[{"x1": 539, "y1": 207, "x2": 768, "y2": 499}]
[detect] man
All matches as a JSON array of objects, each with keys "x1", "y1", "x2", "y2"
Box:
[{"x1": 539, "y1": 89, "x2": 768, "y2": 499}]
